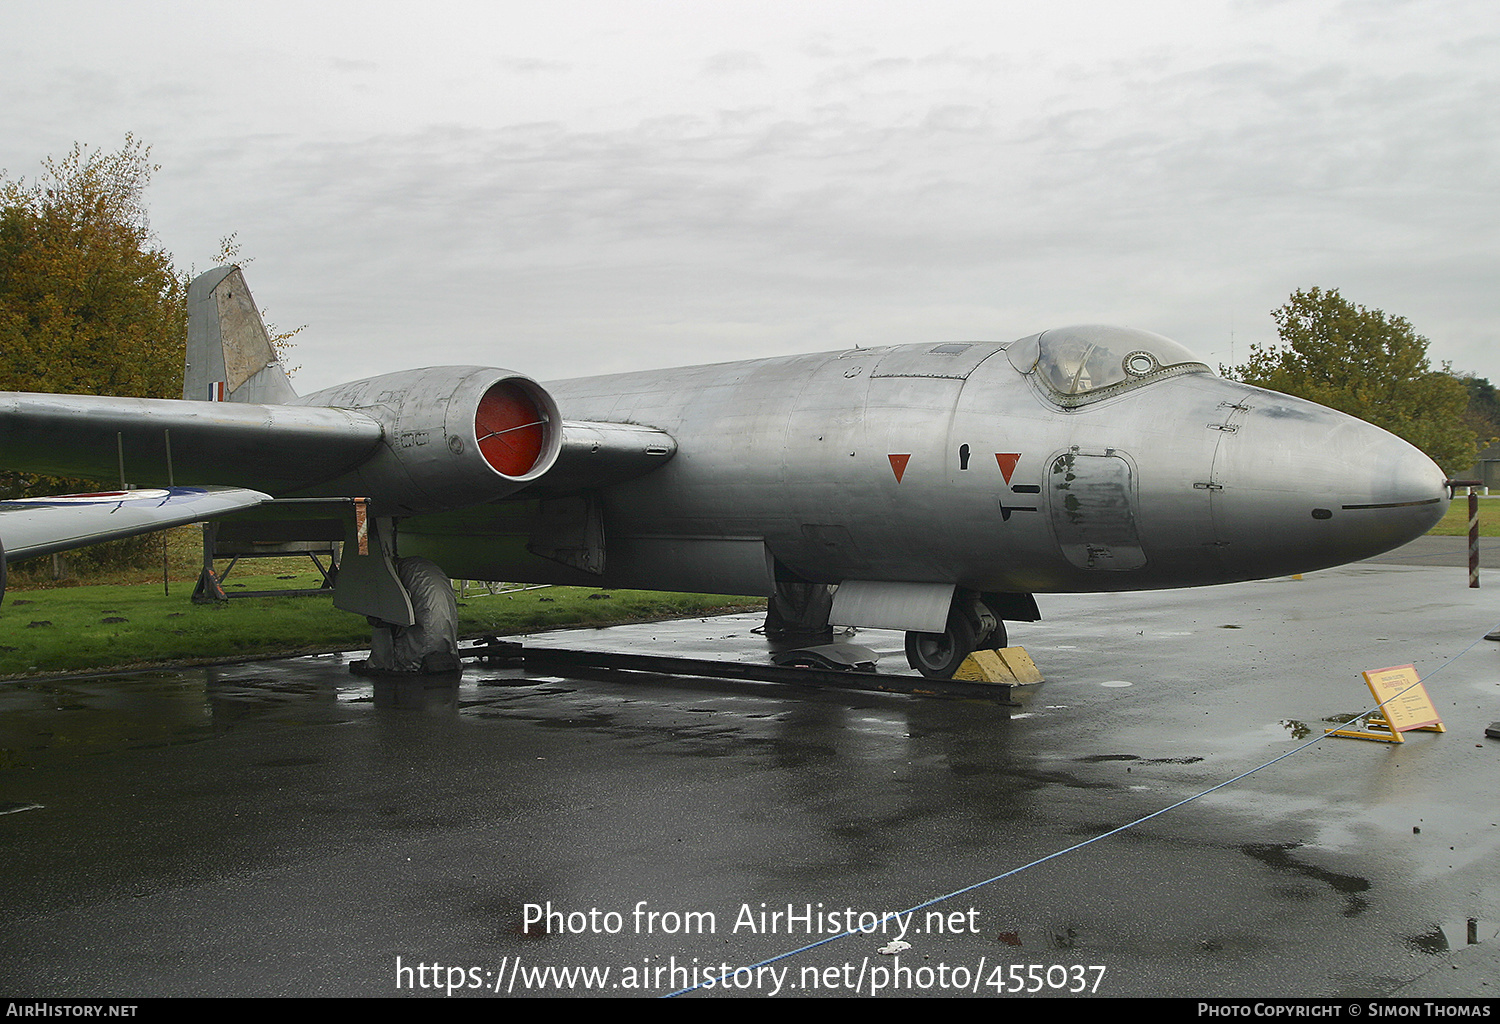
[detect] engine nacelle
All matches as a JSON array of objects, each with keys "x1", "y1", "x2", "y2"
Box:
[{"x1": 295, "y1": 366, "x2": 561, "y2": 515}]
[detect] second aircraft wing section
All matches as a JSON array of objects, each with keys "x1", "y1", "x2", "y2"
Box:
[{"x1": 0, "y1": 486, "x2": 273, "y2": 563}]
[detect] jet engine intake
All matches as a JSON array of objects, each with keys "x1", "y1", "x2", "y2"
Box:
[{"x1": 294, "y1": 367, "x2": 562, "y2": 515}]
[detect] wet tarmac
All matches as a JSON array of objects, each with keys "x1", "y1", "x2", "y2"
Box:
[{"x1": 2, "y1": 539, "x2": 1499, "y2": 998}]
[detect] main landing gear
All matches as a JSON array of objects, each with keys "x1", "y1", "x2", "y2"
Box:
[
  {"x1": 363, "y1": 556, "x2": 462, "y2": 675},
  {"x1": 903, "y1": 592, "x2": 1011, "y2": 680}
]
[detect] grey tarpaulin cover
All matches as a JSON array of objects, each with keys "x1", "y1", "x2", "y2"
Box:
[{"x1": 367, "y1": 557, "x2": 459, "y2": 673}]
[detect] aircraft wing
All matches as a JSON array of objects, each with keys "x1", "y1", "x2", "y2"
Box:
[
  {"x1": 0, "y1": 392, "x2": 383, "y2": 492},
  {"x1": 0, "y1": 486, "x2": 271, "y2": 563},
  {"x1": 0, "y1": 391, "x2": 674, "y2": 509}
]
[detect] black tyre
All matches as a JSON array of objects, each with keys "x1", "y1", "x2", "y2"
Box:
[{"x1": 904, "y1": 612, "x2": 977, "y2": 679}]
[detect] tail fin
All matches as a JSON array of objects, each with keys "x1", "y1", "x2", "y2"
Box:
[{"x1": 184, "y1": 266, "x2": 298, "y2": 404}]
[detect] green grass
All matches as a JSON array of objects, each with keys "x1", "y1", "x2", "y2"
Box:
[
  {"x1": 1428, "y1": 495, "x2": 1500, "y2": 537},
  {"x1": 0, "y1": 568, "x2": 762, "y2": 678}
]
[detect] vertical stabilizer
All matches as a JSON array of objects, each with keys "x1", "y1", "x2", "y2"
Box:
[{"x1": 184, "y1": 266, "x2": 298, "y2": 404}]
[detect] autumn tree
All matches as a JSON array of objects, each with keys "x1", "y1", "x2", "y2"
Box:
[
  {"x1": 0, "y1": 138, "x2": 193, "y2": 572},
  {"x1": 0, "y1": 139, "x2": 299, "y2": 575},
  {"x1": 1224, "y1": 288, "x2": 1477, "y2": 474},
  {"x1": 0, "y1": 135, "x2": 185, "y2": 400}
]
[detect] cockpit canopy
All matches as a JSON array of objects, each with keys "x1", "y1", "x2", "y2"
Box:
[{"x1": 1007, "y1": 325, "x2": 1211, "y2": 407}]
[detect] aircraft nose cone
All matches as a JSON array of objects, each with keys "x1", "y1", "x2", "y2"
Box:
[{"x1": 1210, "y1": 389, "x2": 1448, "y2": 576}]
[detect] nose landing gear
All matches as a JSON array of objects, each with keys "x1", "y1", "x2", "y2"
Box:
[{"x1": 904, "y1": 591, "x2": 1014, "y2": 679}]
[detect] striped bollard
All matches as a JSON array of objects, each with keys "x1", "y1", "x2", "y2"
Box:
[{"x1": 1470, "y1": 488, "x2": 1479, "y2": 588}]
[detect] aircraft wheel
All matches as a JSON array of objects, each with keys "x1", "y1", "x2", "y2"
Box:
[{"x1": 905, "y1": 613, "x2": 976, "y2": 679}]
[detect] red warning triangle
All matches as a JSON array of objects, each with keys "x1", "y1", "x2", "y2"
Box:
[
  {"x1": 995, "y1": 453, "x2": 1020, "y2": 484},
  {"x1": 888, "y1": 453, "x2": 911, "y2": 483}
]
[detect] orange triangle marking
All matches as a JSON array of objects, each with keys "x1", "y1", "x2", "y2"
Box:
[
  {"x1": 995, "y1": 453, "x2": 1020, "y2": 484},
  {"x1": 888, "y1": 453, "x2": 911, "y2": 483}
]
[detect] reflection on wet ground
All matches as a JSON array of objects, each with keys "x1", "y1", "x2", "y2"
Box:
[{"x1": 2, "y1": 556, "x2": 1498, "y2": 997}]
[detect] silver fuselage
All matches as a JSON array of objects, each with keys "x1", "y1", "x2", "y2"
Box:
[{"x1": 400, "y1": 340, "x2": 1448, "y2": 599}]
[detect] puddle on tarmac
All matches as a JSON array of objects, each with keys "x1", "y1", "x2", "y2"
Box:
[{"x1": 1405, "y1": 919, "x2": 1498, "y2": 954}]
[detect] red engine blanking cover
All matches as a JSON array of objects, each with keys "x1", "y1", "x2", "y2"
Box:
[{"x1": 474, "y1": 381, "x2": 548, "y2": 477}]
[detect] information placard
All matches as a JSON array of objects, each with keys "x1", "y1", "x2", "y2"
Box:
[{"x1": 1326, "y1": 664, "x2": 1445, "y2": 744}]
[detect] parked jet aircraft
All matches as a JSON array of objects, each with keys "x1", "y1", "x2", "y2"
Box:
[{"x1": 0, "y1": 267, "x2": 1449, "y2": 676}]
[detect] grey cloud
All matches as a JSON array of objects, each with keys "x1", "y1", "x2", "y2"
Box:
[
  {"x1": 492, "y1": 55, "x2": 571, "y2": 74},
  {"x1": 12, "y1": 1, "x2": 1493, "y2": 389},
  {"x1": 702, "y1": 50, "x2": 764, "y2": 75}
]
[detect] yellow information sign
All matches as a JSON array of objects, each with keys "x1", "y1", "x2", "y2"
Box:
[{"x1": 1326, "y1": 664, "x2": 1445, "y2": 744}]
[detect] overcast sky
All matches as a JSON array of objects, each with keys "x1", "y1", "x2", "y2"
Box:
[{"x1": 2, "y1": 0, "x2": 1496, "y2": 393}]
